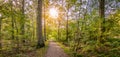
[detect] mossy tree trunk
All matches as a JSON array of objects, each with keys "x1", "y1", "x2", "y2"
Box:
[
  {"x1": 36, "y1": 0, "x2": 45, "y2": 48},
  {"x1": 0, "y1": 16, "x2": 2, "y2": 49}
]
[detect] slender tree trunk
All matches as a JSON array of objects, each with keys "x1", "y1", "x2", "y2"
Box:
[
  {"x1": 21, "y1": 0, "x2": 25, "y2": 39},
  {"x1": 99, "y1": 0, "x2": 105, "y2": 19},
  {"x1": 44, "y1": 0, "x2": 46, "y2": 41},
  {"x1": 11, "y1": 0, "x2": 15, "y2": 39},
  {"x1": 58, "y1": 18, "x2": 60, "y2": 40},
  {"x1": 37, "y1": 0, "x2": 45, "y2": 48},
  {"x1": 99, "y1": 0, "x2": 105, "y2": 43},
  {"x1": 66, "y1": 1, "x2": 69, "y2": 42},
  {"x1": 31, "y1": 18, "x2": 35, "y2": 42},
  {"x1": 0, "y1": 17, "x2": 2, "y2": 49},
  {"x1": 14, "y1": 16, "x2": 20, "y2": 53}
]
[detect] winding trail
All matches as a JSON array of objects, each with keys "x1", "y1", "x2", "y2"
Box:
[{"x1": 44, "y1": 41, "x2": 69, "y2": 57}]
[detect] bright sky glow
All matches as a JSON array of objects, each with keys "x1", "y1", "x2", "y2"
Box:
[
  {"x1": 4, "y1": 0, "x2": 8, "y2": 3},
  {"x1": 49, "y1": 8, "x2": 58, "y2": 18}
]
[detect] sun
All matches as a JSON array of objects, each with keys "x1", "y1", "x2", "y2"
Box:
[{"x1": 49, "y1": 8, "x2": 58, "y2": 18}]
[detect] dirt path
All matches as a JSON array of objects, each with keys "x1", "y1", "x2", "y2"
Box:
[{"x1": 44, "y1": 41, "x2": 69, "y2": 57}]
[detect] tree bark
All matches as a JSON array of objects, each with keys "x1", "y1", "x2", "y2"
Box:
[
  {"x1": 37, "y1": 0, "x2": 45, "y2": 48},
  {"x1": 11, "y1": 0, "x2": 15, "y2": 39},
  {"x1": 66, "y1": 0, "x2": 69, "y2": 42},
  {"x1": 44, "y1": 0, "x2": 46, "y2": 41},
  {"x1": 0, "y1": 17, "x2": 2, "y2": 49},
  {"x1": 21, "y1": 0, "x2": 25, "y2": 39},
  {"x1": 99, "y1": 0, "x2": 105, "y2": 43},
  {"x1": 58, "y1": 18, "x2": 60, "y2": 40}
]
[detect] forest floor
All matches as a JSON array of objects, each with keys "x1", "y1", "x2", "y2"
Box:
[{"x1": 44, "y1": 41, "x2": 69, "y2": 57}]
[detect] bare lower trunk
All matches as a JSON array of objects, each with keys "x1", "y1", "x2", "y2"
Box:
[
  {"x1": 0, "y1": 17, "x2": 2, "y2": 49},
  {"x1": 11, "y1": 0, "x2": 15, "y2": 39},
  {"x1": 37, "y1": 0, "x2": 45, "y2": 48},
  {"x1": 21, "y1": 0, "x2": 25, "y2": 38},
  {"x1": 66, "y1": 1, "x2": 69, "y2": 42},
  {"x1": 44, "y1": 1, "x2": 46, "y2": 41},
  {"x1": 99, "y1": 0, "x2": 105, "y2": 43}
]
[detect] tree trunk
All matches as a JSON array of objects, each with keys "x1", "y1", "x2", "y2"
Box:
[
  {"x1": 99, "y1": 0, "x2": 105, "y2": 43},
  {"x1": 44, "y1": 0, "x2": 46, "y2": 41},
  {"x1": 37, "y1": 0, "x2": 45, "y2": 48},
  {"x1": 66, "y1": 1, "x2": 69, "y2": 42},
  {"x1": 99, "y1": 0, "x2": 105, "y2": 19},
  {"x1": 0, "y1": 17, "x2": 2, "y2": 49},
  {"x1": 11, "y1": 0, "x2": 15, "y2": 39},
  {"x1": 21, "y1": 0, "x2": 25, "y2": 39},
  {"x1": 14, "y1": 15, "x2": 20, "y2": 53},
  {"x1": 58, "y1": 18, "x2": 60, "y2": 40}
]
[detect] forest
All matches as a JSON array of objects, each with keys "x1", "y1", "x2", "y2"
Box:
[{"x1": 0, "y1": 0, "x2": 120, "y2": 57}]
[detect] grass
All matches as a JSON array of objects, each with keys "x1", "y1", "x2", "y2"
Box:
[
  {"x1": 35, "y1": 41, "x2": 49, "y2": 57},
  {"x1": 0, "y1": 41, "x2": 49, "y2": 57}
]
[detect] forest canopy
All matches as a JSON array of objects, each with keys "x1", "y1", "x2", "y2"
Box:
[{"x1": 0, "y1": 0, "x2": 120, "y2": 57}]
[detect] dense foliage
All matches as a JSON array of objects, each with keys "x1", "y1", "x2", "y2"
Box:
[{"x1": 0, "y1": 0, "x2": 120, "y2": 57}]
